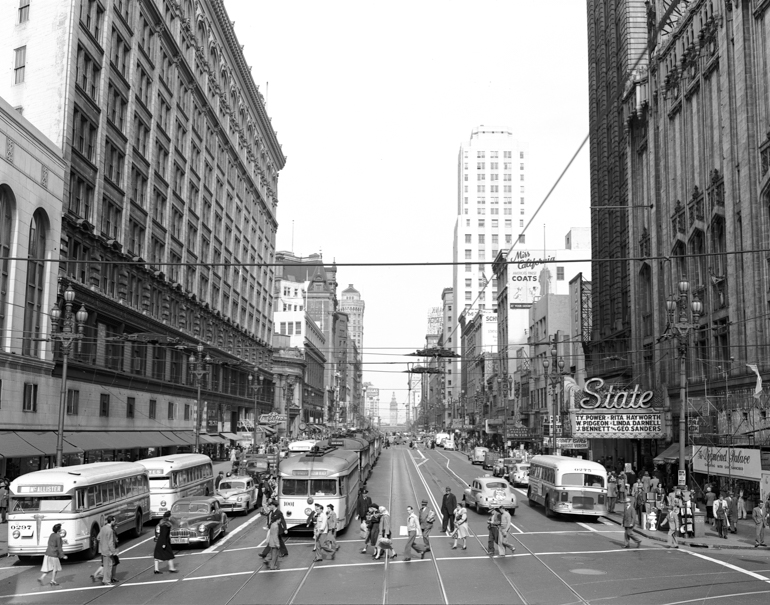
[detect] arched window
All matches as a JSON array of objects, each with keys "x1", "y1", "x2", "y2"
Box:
[
  {"x1": 22, "y1": 210, "x2": 48, "y2": 356},
  {"x1": 0, "y1": 186, "x2": 14, "y2": 339}
]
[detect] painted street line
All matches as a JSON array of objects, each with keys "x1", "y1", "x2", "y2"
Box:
[
  {"x1": 686, "y1": 550, "x2": 770, "y2": 584},
  {"x1": 183, "y1": 570, "x2": 255, "y2": 581},
  {"x1": 120, "y1": 535, "x2": 155, "y2": 554},
  {"x1": 121, "y1": 551, "x2": 206, "y2": 561},
  {"x1": 432, "y1": 450, "x2": 470, "y2": 487},
  {"x1": 418, "y1": 449, "x2": 426, "y2": 460},
  {"x1": 436, "y1": 554, "x2": 531, "y2": 561},
  {"x1": 409, "y1": 451, "x2": 445, "y2": 523},
  {"x1": 312, "y1": 561, "x2": 385, "y2": 570},
  {"x1": 537, "y1": 547, "x2": 659, "y2": 555},
  {"x1": 662, "y1": 589, "x2": 770, "y2": 605},
  {"x1": 510, "y1": 523, "x2": 524, "y2": 533},
  {"x1": 0, "y1": 585, "x2": 110, "y2": 599},
  {"x1": 259, "y1": 566, "x2": 310, "y2": 573},
  {"x1": 577, "y1": 522, "x2": 599, "y2": 532},
  {"x1": 201, "y1": 512, "x2": 263, "y2": 554},
  {"x1": 121, "y1": 579, "x2": 179, "y2": 587}
]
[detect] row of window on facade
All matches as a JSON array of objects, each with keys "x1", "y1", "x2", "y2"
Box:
[
  {"x1": 464, "y1": 151, "x2": 524, "y2": 159},
  {"x1": 464, "y1": 162, "x2": 524, "y2": 171}
]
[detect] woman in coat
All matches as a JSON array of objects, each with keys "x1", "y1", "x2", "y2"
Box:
[
  {"x1": 153, "y1": 511, "x2": 178, "y2": 573},
  {"x1": 451, "y1": 504, "x2": 469, "y2": 550},
  {"x1": 39, "y1": 524, "x2": 66, "y2": 586},
  {"x1": 374, "y1": 506, "x2": 395, "y2": 560},
  {"x1": 366, "y1": 505, "x2": 381, "y2": 554}
]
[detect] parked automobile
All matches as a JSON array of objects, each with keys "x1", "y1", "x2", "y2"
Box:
[
  {"x1": 157, "y1": 496, "x2": 228, "y2": 548},
  {"x1": 462, "y1": 475, "x2": 518, "y2": 514},
  {"x1": 216, "y1": 475, "x2": 257, "y2": 514}
]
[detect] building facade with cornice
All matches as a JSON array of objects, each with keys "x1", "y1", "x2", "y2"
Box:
[{"x1": 0, "y1": 0, "x2": 284, "y2": 459}]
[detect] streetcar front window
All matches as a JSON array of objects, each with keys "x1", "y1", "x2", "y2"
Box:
[
  {"x1": 281, "y1": 479, "x2": 308, "y2": 496},
  {"x1": 310, "y1": 480, "x2": 336, "y2": 496},
  {"x1": 11, "y1": 496, "x2": 72, "y2": 513}
]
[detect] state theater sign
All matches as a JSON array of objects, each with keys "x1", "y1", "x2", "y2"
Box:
[{"x1": 568, "y1": 378, "x2": 665, "y2": 439}]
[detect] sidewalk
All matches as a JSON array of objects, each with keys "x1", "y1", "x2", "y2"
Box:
[{"x1": 602, "y1": 510, "x2": 767, "y2": 550}]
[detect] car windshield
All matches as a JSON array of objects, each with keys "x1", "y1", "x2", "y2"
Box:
[
  {"x1": 485, "y1": 482, "x2": 508, "y2": 489},
  {"x1": 516, "y1": 465, "x2": 530, "y2": 472},
  {"x1": 561, "y1": 473, "x2": 605, "y2": 488},
  {"x1": 219, "y1": 481, "x2": 245, "y2": 490},
  {"x1": 171, "y1": 502, "x2": 209, "y2": 514}
]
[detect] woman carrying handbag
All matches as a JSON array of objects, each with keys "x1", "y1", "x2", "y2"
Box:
[
  {"x1": 153, "y1": 511, "x2": 178, "y2": 574},
  {"x1": 39, "y1": 524, "x2": 66, "y2": 586}
]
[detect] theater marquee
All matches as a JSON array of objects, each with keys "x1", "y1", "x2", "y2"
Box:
[{"x1": 569, "y1": 378, "x2": 665, "y2": 439}]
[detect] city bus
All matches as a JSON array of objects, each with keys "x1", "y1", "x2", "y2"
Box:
[
  {"x1": 137, "y1": 454, "x2": 214, "y2": 519},
  {"x1": 278, "y1": 446, "x2": 360, "y2": 530},
  {"x1": 7, "y1": 462, "x2": 150, "y2": 559},
  {"x1": 527, "y1": 455, "x2": 607, "y2": 518}
]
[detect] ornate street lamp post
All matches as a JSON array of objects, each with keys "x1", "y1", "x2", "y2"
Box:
[
  {"x1": 248, "y1": 373, "x2": 264, "y2": 450},
  {"x1": 543, "y1": 342, "x2": 566, "y2": 455},
  {"x1": 663, "y1": 280, "x2": 703, "y2": 482},
  {"x1": 50, "y1": 285, "x2": 88, "y2": 468},
  {"x1": 189, "y1": 344, "x2": 211, "y2": 453}
]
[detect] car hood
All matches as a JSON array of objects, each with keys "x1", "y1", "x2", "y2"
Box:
[
  {"x1": 172, "y1": 514, "x2": 211, "y2": 527},
  {"x1": 218, "y1": 488, "x2": 250, "y2": 498}
]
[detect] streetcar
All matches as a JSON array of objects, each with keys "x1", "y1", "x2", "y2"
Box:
[
  {"x1": 7, "y1": 462, "x2": 150, "y2": 559},
  {"x1": 317, "y1": 436, "x2": 373, "y2": 480},
  {"x1": 137, "y1": 453, "x2": 214, "y2": 519},
  {"x1": 527, "y1": 455, "x2": 607, "y2": 517},
  {"x1": 277, "y1": 446, "x2": 360, "y2": 530}
]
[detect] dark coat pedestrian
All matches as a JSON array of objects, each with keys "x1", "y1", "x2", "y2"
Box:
[
  {"x1": 441, "y1": 487, "x2": 458, "y2": 532},
  {"x1": 153, "y1": 512, "x2": 178, "y2": 573},
  {"x1": 357, "y1": 490, "x2": 372, "y2": 520}
]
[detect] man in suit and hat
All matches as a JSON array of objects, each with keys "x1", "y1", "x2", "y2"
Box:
[
  {"x1": 419, "y1": 499, "x2": 434, "y2": 549},
  {"x1": 441, "y1": 487, "x2": 457, "y2": 534}
]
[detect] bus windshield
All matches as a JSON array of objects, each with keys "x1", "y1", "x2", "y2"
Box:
[
  {"x1": 149, "y1": 476, "x2": 170, "y2": 488},
  {"x1": 561, "y1": 473, "x2": 605, "y2": 488},
  {"x1": 281, "y1": 479, "x2": 307, "y2": 496},
  {"x1": 11, "y1": 496, "x2": 73, "y2": 513}
]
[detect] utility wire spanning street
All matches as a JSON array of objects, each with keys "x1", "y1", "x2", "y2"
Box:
[{"x1": 2, "y1": 446, "x2": 770, "y2": 605}]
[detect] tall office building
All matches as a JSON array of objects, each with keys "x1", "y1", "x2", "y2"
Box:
[
  {"x1": 340, "y1": 284, "x2": 364, "y2": 351},
  {"x1": 585, "y1": 0, "x2": 646, "y2": 380},
  {"x1": 451, "y1": 126, "x2": 529, "y2": 403},
  {"x1": 0, "y1": 0, "x2": 284, "y2": 450}
]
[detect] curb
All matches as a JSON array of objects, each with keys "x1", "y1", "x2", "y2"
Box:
[{"x1": 600, "y1": 514, "x2": 763, "y2": 550}]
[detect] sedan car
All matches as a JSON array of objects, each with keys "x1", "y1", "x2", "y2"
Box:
[
  {"x1": 217, "y1": 475, "x2": 257, "y2": 514},
  {"x1": 493, "y1": 457, "x2": 516, "y2": 477},
  {"x1": 508, "y1": 463, "x2": 531, "y2": 487},
  {"x1": 157, "y1": 496, "x2": 228, "y2": 548},
  {"x1": 462, "y1": 476, "x2": 518, "y2": 514}
]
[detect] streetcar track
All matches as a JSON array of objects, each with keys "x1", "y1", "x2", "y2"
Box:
[{"x1": 382, "y1": 444, "x2": 395, "y2": 605}]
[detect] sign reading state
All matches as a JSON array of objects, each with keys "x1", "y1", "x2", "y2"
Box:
[{"x1": 569, "y1": 378, "x2": 664, "y2": 439}]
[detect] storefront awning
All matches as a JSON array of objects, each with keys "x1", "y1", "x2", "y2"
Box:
[
  {"x1": 64, "y1": 432, "x2": 114, "y2": 451},
  {"x1": 172, "y1": 431, "x2": 197, "y2": 445},
  {"x1": 220, "y1": 432, "x2": 240, "y2": 441},
  {"x1": 0, "y1": 431, "x2": 46, "y2": 458},
  {"x1": 653, "y1": 443, "x2": 693, "y2": 465},
  {"x1": 199, "y1": 434, "x2": 226, "y2": 444},
  {"x1": 16, "y1": 432, "x2": 82, "y2": 455}
]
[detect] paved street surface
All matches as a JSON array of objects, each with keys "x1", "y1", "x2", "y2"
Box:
[{"x1": 2, "y1": 446, "x2": 770, "y2": 604}]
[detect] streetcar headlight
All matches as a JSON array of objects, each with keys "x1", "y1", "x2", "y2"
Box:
[
  {"x1": 160, "y1": 500, "x2": 166, "y2": 507},
  {"x1": 12, "y1": 530, "x2": 20, "y2": 539},
  {"x1": 304, "y1": 507, "x2": 313, "y2": 516},
  {"x1": 59, "y1": 529, "x2": 67, "y2": 538}
]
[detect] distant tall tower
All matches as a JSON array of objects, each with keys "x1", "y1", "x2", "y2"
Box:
[
  {"x1": 451, "y1": 126, "x2": 529, "y2": 404},
  {"x1": 340, "y1": 285, "x2": 365, "y2": 351},
  {"x1": 390, "y1": 393, "x2": 398, "y2": 426}
]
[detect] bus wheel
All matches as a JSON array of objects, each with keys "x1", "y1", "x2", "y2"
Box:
[
  {"x1": 85, "y1": 525, "x2": 100, "y2": 559},
  {"x1": 544, "y1": 497, "x2": 552, "y2": 517},
  {"x1": 131, "y1": 511, "x2": 143, "y2": 538},
  {"x1": 527, "y1": 488, "x2": 535, "y2": 506}
]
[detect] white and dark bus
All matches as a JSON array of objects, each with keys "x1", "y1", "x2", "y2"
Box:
[
  {"x1": 137, "y1": 454, "x2": 214, "y2": 519},
  {"x1": 527, "y1": 455, "x2": 607, "y2": 518}
]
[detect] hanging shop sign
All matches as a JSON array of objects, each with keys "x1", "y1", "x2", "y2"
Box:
[
  {"x1": 569, "y1": 378, "x2": 665, "y2": 438},
  {"x1": 692, "y1": 446, "x2": 763, "y2": 481},
  {"x1": 259, "y1": 413, "x2": 287, "y2": 425},
  {"x1": 506, "y1": 426, "x2": 532, "y2": 439}
]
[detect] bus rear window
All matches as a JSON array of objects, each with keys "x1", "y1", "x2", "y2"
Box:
[
  {"x1": 11, "y1": 496, "x2": 72, "y2": 513},
  {"x1": 281, "y1": 479, "x2": 307, "y2": 496},
  {"x1": 561, "y1": 473, "x2": 605, "y2": 488}
]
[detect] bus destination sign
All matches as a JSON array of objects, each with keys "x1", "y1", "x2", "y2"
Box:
[{"x1": 17, "y1": 485, "x2": 64, "y2": 493}]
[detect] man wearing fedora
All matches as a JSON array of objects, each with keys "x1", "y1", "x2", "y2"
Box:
[
  {"x1": 419, "y1": 499, "x2": 434, "y2": 549},
  {"x1": 441, "y1": 487, "x2": 457, "y2": 534}
]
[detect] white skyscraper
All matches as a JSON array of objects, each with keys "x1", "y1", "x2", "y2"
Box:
[{"x1": 451, "y1": 126, "x2": 529, "y2": 402}]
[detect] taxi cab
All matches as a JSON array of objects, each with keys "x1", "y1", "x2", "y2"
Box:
[
  {"x1": 216, "y1": 475, "x2": 257, "y2": 514},
  {"x1": 508, "y1": 463, "x2": 531, "y2": 487},
  {"x1": 462, "y1": 475, "x2": 518, "y2": 514},
  {"x1": 469, "y1": 446, "x2": 489, "y2": 465}
]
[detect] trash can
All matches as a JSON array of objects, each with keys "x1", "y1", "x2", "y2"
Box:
[{"x1": 693, "y1": 510, "x2": 706, "y2": 538}]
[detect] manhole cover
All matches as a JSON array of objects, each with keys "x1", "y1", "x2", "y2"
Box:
[{"x1": 570, "y1": 569, "x2": 606, "y2": 575}]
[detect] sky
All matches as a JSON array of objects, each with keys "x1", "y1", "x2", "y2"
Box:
[{"x1": 226, "y1": 0, "x2": 592, "y2": 416}]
